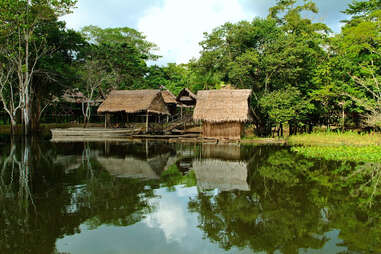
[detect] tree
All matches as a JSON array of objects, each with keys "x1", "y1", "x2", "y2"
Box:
[
  {"x1": 0, "y1": 63, "x2": 20, "y2": 134},
  {"x1": 80, "y1": 26, "x2": 159, "y2": 90},
  {"x1": 0, "y1": 0, "x2": 77, "y2": 135},
  {"x1": 195, "y1": 0, "x2": 329, "y2": 135},
  {"x1": 259, "y1": 87, "x2": 313, "y2": 136},
  {"x1": 79, "y1": 57, "x2": 111, "y2": 128},
  {"x1": 313, "y1": 1, "x2": 381, "y2": 129},
  {"x1": 30, "y1": 20, "x2": 86, "y2": 131}
]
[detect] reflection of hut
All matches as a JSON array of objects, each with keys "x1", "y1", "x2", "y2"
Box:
[
  {"x1": 176, "y1": 88, "x2": 197, "y2": 107},
  {"x1": 192, "y1": 159, "x2": 249, "y2": 191},
  {"x1": 97, "y1": 90, "x2": 170, "y2": 131},
  {"x1": 193, "y1": 89, "x2": 252, "y2": 139},
  {"x1": 160, "y1": 90, "x2": 177, "y2": 115},
  {"x1": 201, "y1": 144, "x2": 242, "y2": 161},
  {"x1": 98, "y1": 153, "x2": 171, "y2": 180}
]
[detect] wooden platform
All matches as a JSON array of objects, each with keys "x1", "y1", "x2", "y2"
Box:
[{"x1": 50, "y1": 128, "x2": 201, "y2": 142}]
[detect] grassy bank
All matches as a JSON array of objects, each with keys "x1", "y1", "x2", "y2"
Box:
[{"x1": 288, "y1": 131, "x2": 381, "y2": 146}]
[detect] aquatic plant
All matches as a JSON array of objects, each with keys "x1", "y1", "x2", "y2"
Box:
[
  {"x1": 291, "y1": 145, "x2": 381, "y2": 163},
  {"x1": 288, "y1": 131, "x2": 381, "y2": 146}
]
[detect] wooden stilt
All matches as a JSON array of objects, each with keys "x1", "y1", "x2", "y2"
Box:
[
  {"x1": 104, "y1": 114, "x2": 107, "y2": 128},
  {"x1": 146, "y1": 111, "x2": 149, "y2": 133},
  {"x1": 145, "y1": 139, "x2": 149, "y2": 158}
]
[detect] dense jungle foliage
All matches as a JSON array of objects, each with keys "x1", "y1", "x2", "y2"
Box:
[{"x1": 0, "y1": 0, "x2": 380, "y2": 135}]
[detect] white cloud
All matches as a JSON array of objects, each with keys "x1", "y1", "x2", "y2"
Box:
[
  {"x1": 138, "y1": 0, "x2": 254, "y2": 64},
  {"x1": 143, "y1": 196, "x2": 188, "y2": 243}
]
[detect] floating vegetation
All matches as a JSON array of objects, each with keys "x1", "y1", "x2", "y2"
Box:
[
  {"x1": 288, "y1": 131, "x2": 381, "y2": 146},
  {"x1": 291, "y1": 145, "x2": 381, "y2": 163},
  {"x1": 291, "y1": 145, "x2": 381, "y2": 207}
]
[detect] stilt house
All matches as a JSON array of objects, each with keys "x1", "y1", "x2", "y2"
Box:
[
  {"x1": 97, "y1": 90, "x2": 170, "y2": 131},
  {"x1": 160, "y1": 90, "x2": 178, "y2": 115},
  {"x1": 176, "y1": 88, "x2": 197, "y2": 107},
  {"x1": 193, "y1": 89, "x2": 252, "y2": 139}
]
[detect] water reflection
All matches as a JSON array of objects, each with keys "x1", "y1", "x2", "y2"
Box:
[{"x1": 0, "y1": 139, "x2": 380, "y2": 254}]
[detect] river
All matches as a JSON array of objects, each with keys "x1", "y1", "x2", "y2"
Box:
[{"x1": 0, "y1": 136, "x2": 380, "y2": 254}]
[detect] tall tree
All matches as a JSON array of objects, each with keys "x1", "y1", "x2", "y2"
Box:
[
  {"x1": 195, "y1": 0, "x2": 329, "y2": 135},
  {"x1": 0, "y1": 0, "x2": 77, "y2": 135}
]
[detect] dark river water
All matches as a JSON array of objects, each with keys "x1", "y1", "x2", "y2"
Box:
[{"x1": 0, "y1": 136, "x2": 380, "y2": 254}]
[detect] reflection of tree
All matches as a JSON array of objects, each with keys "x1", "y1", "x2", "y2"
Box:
[
  {"x1": 1, "y1": 141, "x2": 381, "y2": 254},
  {"x1": 0, "y1": 139, "x2": 159, "y2": 254},
  {"x1": 160, "y1": 164, "x2": 197, "y2": 191},
  {"x1": 189, "y1": 147, "x2": 381, "y2": 253}
]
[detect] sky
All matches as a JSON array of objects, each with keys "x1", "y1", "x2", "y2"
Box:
[{"x1": 62, "y1": 0, "x2": 353, "y2": 65}]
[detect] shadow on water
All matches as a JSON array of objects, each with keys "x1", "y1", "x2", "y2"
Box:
[{"x1": 0, "y1": 137, "x2": 380, "y2": 254}]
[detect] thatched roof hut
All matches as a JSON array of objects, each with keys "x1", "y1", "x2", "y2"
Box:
[
  {"x1": 193, "y1": 89, "x2": 252, "y2": 122},
  {"x1": 161, "y1": 90, "x2": 177, "y2": 105},
  {"x1": 160, "y1": 90, "x2": 177, "y2": 115},
  {"x1": 97, "y1": 90, "x2": 169, "y2": 115},
  {"x1": 193, "y1": 89, "x2": 252, "y2": 139},
  {"x1": 61, "y1": 89, "x2": 103, "y2": 105},
  {"x1": 176, "y1": 88, "x2": 197, "y2": 107}
]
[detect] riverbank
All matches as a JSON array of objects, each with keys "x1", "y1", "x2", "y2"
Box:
[{"x1": 2, "y1": 124, "x2": 381, "y2": 146}]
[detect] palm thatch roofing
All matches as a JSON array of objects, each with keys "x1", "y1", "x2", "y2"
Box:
[
  {"x1": 161, "y1": 90, "x2": 177, "y2": 104},
  {"x1": 60, "y1": 89, "x2": 103, "y2": 105},
  {"x1": 193, "y1": 89, "x2": 252, "y2": 123},
  {"x1": 177, "y1": 88, "x2": 197, "y2": 102},
  {"x1": 97, "y1": 90, "x2": 170, "y2": 115}
]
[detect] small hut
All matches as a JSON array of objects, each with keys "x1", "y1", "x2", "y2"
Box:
[
  {"x1": 160, "y1": 90, "x2": 177, "y2": 115},
  {"x1": 193, "y1": 89, "x2": 252, "y2": 139},
  {"x1": 176, "y1": 88, "x2": 197, "y2": 107},
  {"x1": 97, "y1": 90, "x2": 170, "y2": 131}
]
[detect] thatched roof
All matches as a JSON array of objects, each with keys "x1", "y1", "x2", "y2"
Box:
[
  {"x1": 177, "y1": 88, "x2": 197, "y2": 101},
  {"x1": 161, "y1": 90, "x2": 177, "y2": 104},
  {"x1": 97, "y1": 90, "x2": 170, "y2": 115},
  {"x1": 193, "y1": 89, "x2": 252, "y2": 123},
  {"x1": 60, "y1": 89, "x2": 103, "y2": 105}
]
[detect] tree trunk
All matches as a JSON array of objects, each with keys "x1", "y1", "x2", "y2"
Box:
[
  {"x1": 342, "y1": 106, "x2": 345, "y2": 131},
  {"x1": 31, "y1": 94, "x2": 41, "y2": 133},
  {"x1": 10, "y1": 118, "x2": 17, "y2": 136}
]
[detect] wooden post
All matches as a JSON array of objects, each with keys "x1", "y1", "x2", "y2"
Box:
[
  {"x1": 145, "y1": 139, "x2": 149, "y2": 158},
  {"x1": 146, "y1": 111, "x2": 149, "y2": 133},
  {"x1": 105, "y1": 113, "x2": 111, "y2": 128},
  {"x1": 180, "y1": 105, "x2": 183, "y2": 119}
]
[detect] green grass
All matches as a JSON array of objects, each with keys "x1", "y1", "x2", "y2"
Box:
[
  {"x1": 288, "y1": 131, "x2": 381, "y2": 146},
  {"x1": 291, "y1": 145, "x2": 381, "y2": 163}
]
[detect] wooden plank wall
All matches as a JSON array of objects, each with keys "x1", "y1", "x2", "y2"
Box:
[{"x1": 202, "y1": 122, "x2": 243, "y2": 139}]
